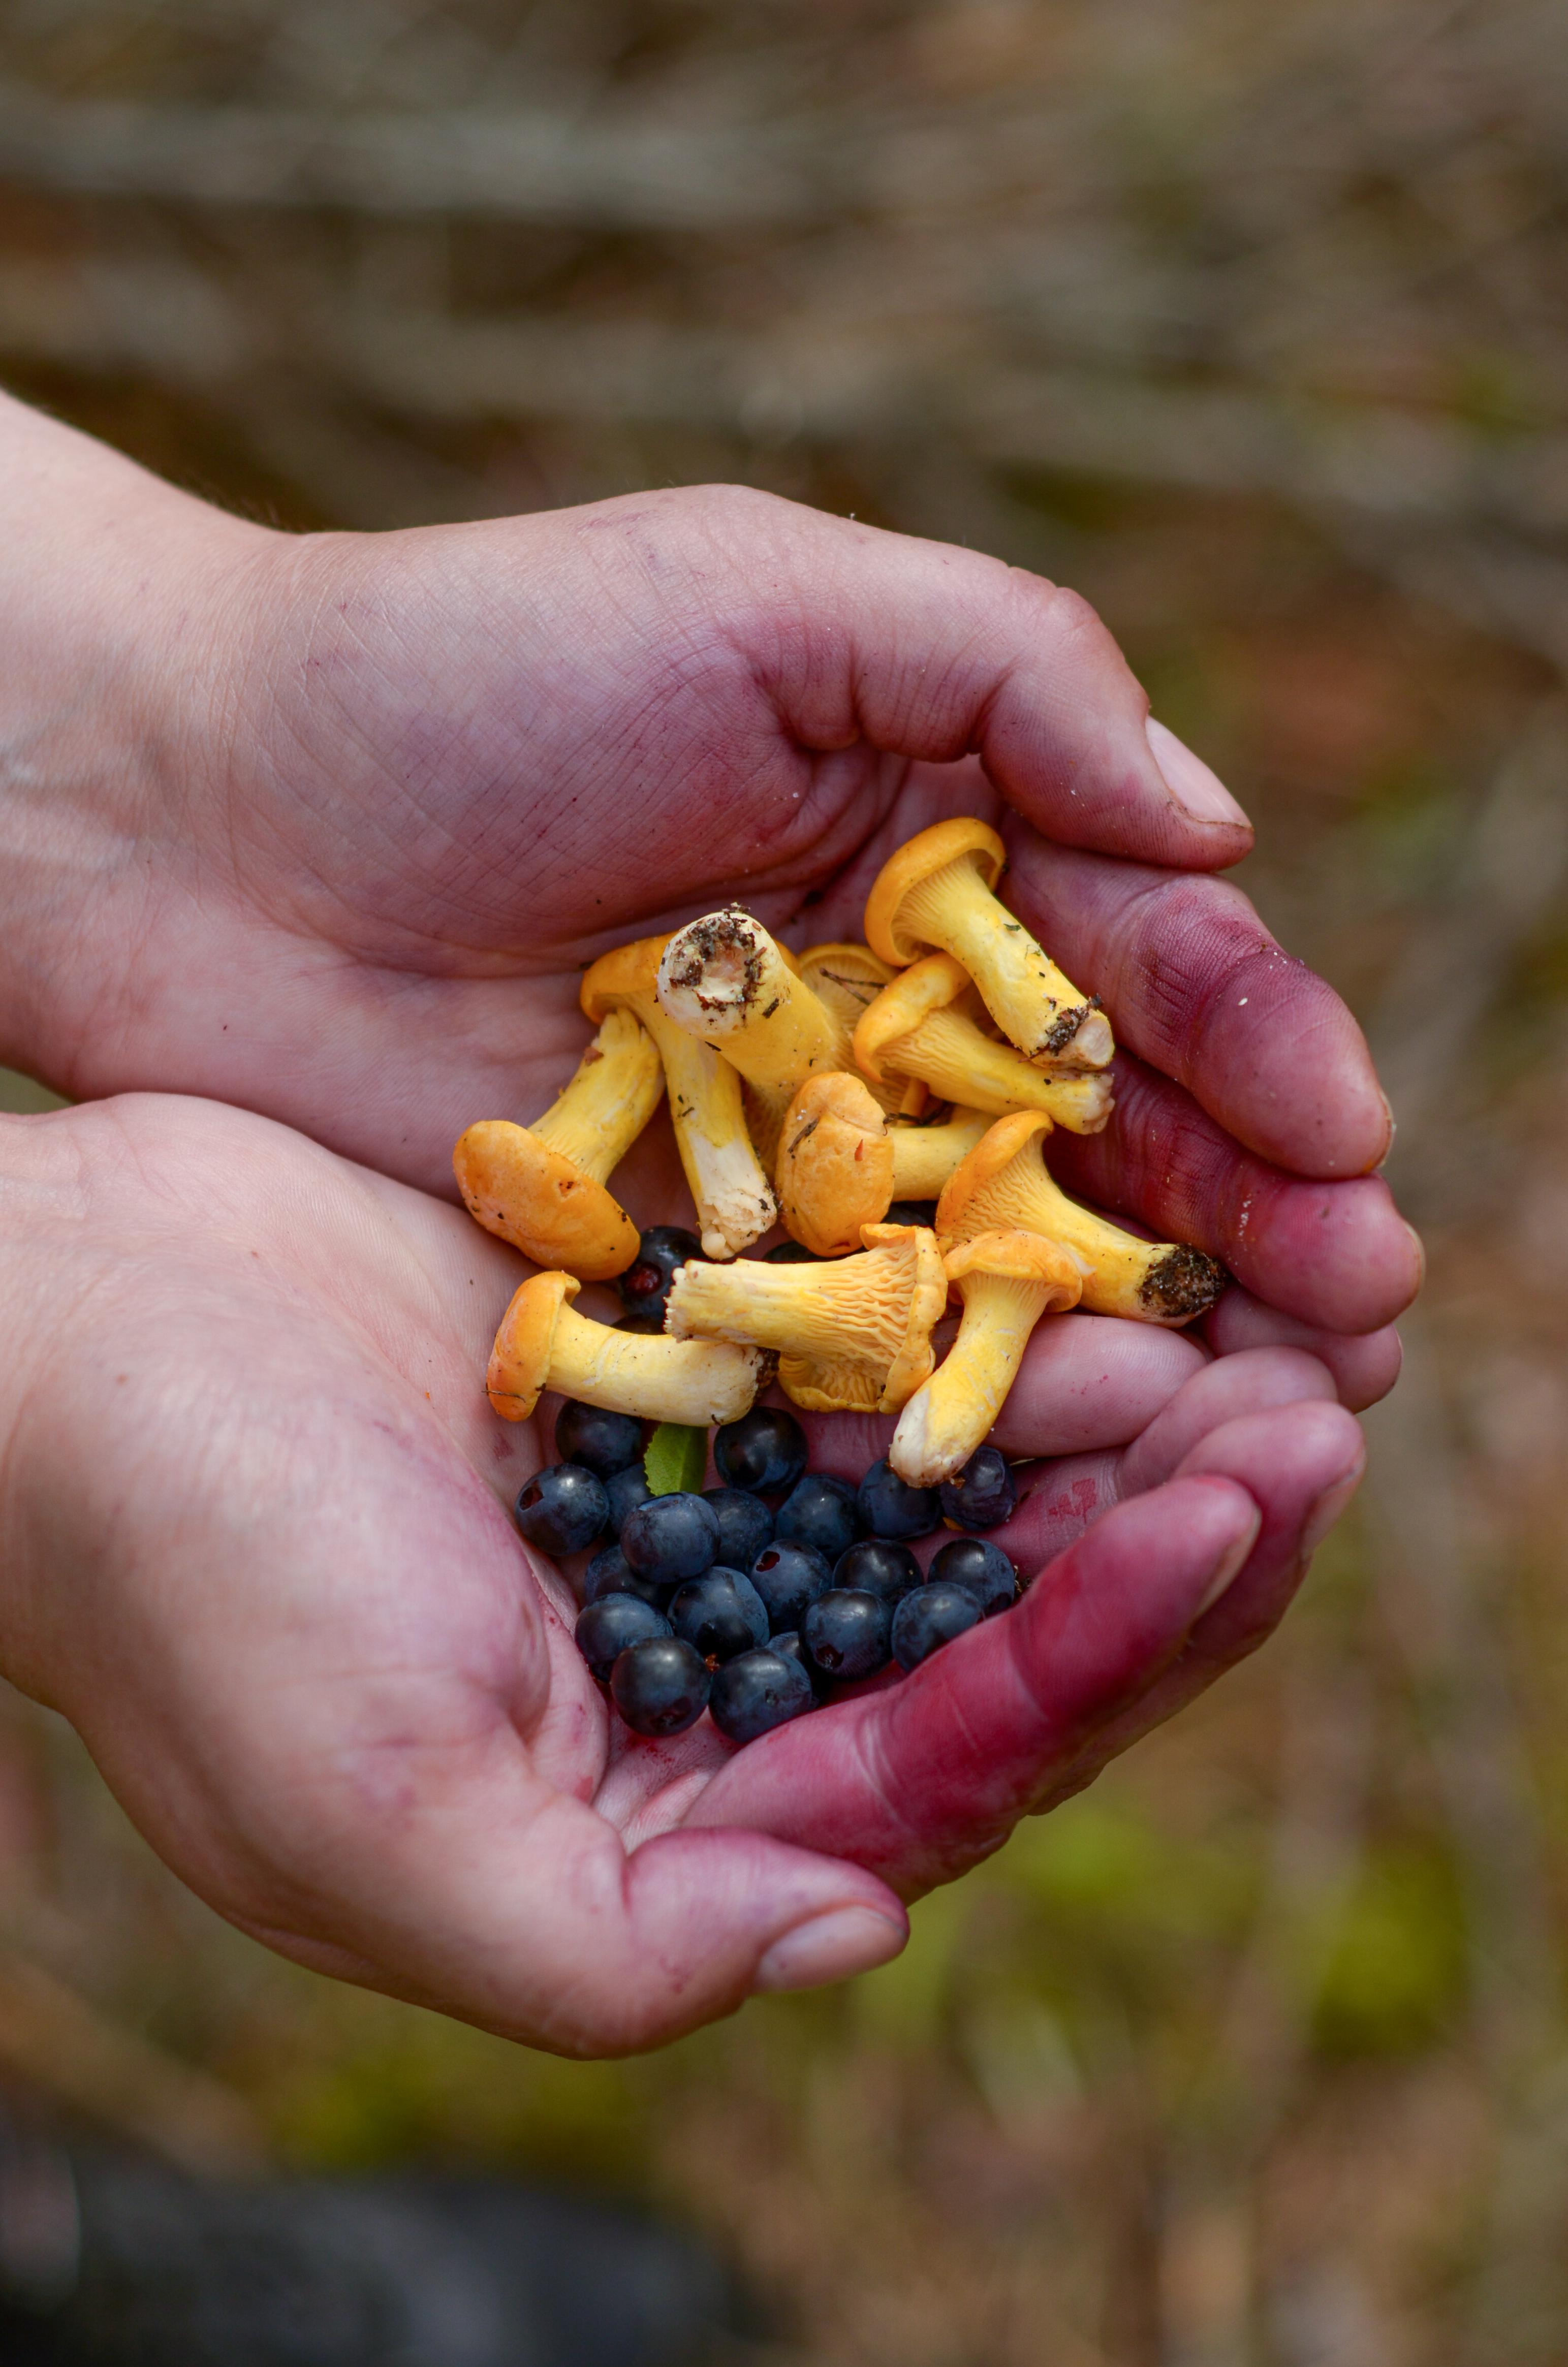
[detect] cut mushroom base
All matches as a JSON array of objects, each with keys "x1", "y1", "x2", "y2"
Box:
[
  {"x1": 666, "y1": 1222, "x2": 948, "y2": 1414},
  {"x1": 774, "y1": 1070, "x2": 991, "y2": 1257},
  {"x1": 488, "y1": 1271, "x2": 767, "y2": 1425},
  {"x1": 937, "y1": 1111, "x2": 1228, "y2": 1325},
  {"x1": 453, "y1": 1007, "x2": 663, "y2": 1280},
  {"x1": 854, "y1": 954, "x2": 1114, "y2": 1132},
  {"x1": 889, "y1": 1229, "x2": 1086, "y2": 1486},
  {"x1": 864, "y1": 816, "x2": 1115, "y2": 1069},
  {"x1": 581, "y1": 936, "x2": 776, "y2": 1259}
]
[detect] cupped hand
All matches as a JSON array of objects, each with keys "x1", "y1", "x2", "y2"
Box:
[
  {"x1": 0, "y1": 1094, "x2": 1366, "y2": 2052},
  {"x1": 7, "y1": 405, "x2": 1419, "y2": 1358}
]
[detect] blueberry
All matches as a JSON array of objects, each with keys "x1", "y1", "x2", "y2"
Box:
[
  {"x1": 710, "y1": 1648, "x2": 816, "y2": 1744},
  {"x1": 769, "y1": 1627, "x2": 830, "y2": 1694},
  {"x1": 713, "y1": 1407, "x2": 808, "y2": 1496},
  {"x1": 748, "y1": 1540, "x2": 831, "y2": 1633},
  {"x1": 610, "y1": 1636, "x2": 711, "y2": 1737},
  {"x1": 575, "y1": 1594, "x2": 671, "y2": 1683},
  {"x1": 833, "y1": 1538, "x2": 921, "y2": 1605},
  {"x1": 554, "y1": 1402, "x2": 644, "y2": 1478},
  {"x1": 703, "y1": 1487, "x2": 774, "y2": 1569},
  {"x1": 620, "y1": 1491, "x2": 720, "y2": 1585},
  {"x1": 762, "y1": 1240, "x2": 821, "y2": 1263},
  {"x1": 776, "y1": 1472, "x2": 862, "y2": 1562},
  {"x1": 891, "y1": 1581, "x2": 983, "y2": 1670},
  {"x1": 938, "y1": 1447, "x2": 1017, "y2": 1531},
  {"x1": 604, "y1": 1464, "x2": 652, "y2": 1535},
  {"x1": 802, "y1": 1589, "x2": 893, "y2": 1682},
  {"x1": 885, "y1": 1200, "x2": 937, "y2": 1227},
  {"x1": 583, "y1": 1544, "x2": 666, "y2": 1608},
  {"x1": 856, "y1": 1459, "x2": 939, "y2": 1541},
  {"x1": 930, "y1": 1536, "x2": 1018, "y2": 1617},
  {"x1": 618, "y1": 1226, "x2": 704, "y2": 1321},
  {"x1": 515, "y1": 1463, "x2": 607, "y2": 1555},
  {"x1": 668, "y1": 1568, "x2": 770, "y2": 1663}
]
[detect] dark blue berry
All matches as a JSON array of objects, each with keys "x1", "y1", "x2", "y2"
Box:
[
  {"x1": 891, "y1": 1581, "x2": 983, "y2": 1670},
  {"x1": 575, "y1": 1594, "x2": 671, "y2": 1682},
  {"x1": 515, "y1": 1463, "x2": 607, "y2": 1555},
  {"x1": 802, "y1": 1589, "x2": 893, "y2": 1682},
  {"x1": 930, "y1": 1537, "x2": 1018, "y2": 1617},
  {"x1": 709, "y1": 1648, "x2": 816, "y2": 1744},
  {"x1": 610, "y1": 1637, "x2": 711, "y2": 1737},
  {"x1": 776, "y1": 1472, "x2": 862, "y2": 1562},
  {"x1": 620, "y1": 1491, "x2": 720, "y2": 1585},
  {"x1": 703, "y1": 1488, "x2": 774, "y2": 1570},
  {"x1": 748, "y1": 1540, "x2": 831, "y2": 1633},
  {"x1": 668, "y1": 1569, "x2": 769, "y2": 1663},
  {"x1": 938, "y1": 1447, "x2": 1017, "y2": 1531},
  {"x1": 762, "y1": 1240, "x2": 821, "y2": 1263},
  {"x1": 583, "y1": 1544, "x2": 666, "y2": 1608},
  {"x1": 553, "y1": 1401, "x2": 644, "y2": 1478},
  {"x1": 769, "y1": 1627, "x2": 830, "y2": 1694},
  {"x1": 857, "y1": 1458, "x2": 939, "y2": 1541},
  {"x1": 618, "y1": 1227, "x2": 703, "y2": 1321},
  {"x1": 713, "y1": 1407, "x2": 808, "y2": 1496},
  {"x1": 833, "y1": 1538, "x2": 921, "y2": 1605},
  {"x1": 604, "y1": 1464, "x2": 652, "y2": 1535},
  {"x1": 884, "y1": 1201, "x2": 937, "y2": 1227}
]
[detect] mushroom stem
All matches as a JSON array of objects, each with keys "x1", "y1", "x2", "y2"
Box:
[
  {"x1": 488, "y1": 1270, "x2": 765, "y2": 1425},
  {"x1": 657, "y1": 909, "x2": 842, "y2": 1107},
  {"x1": 666, "y1": 1222, "x2": 947, "y2": 1413},
  {"x1": 581, "y1": 937, "x2": 776, "y2": 1259},
  {"x1": 854, "y1": 957, "x2": 1114, "y2": 1133},
  {"x1": 526, "y1": 1009, "x2": 664, "y2": 1179},
  {"x1": 890, "y1": 1108, "x2": 1000, "y2": 1198},
  {"x1": 797, "y1": 942, "x2": 922, "y2": 1117},
  {"x1": 889, "y1": 1234, "x2": 1084, "y2": 1485},
  {"x1": 937, "y1": 1112, "x2": 1227, "y2": 1326}
]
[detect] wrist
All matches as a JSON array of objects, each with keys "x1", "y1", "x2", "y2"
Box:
[{"x1": 0, "y1": 392, "x2": 272, "y2": 1088}]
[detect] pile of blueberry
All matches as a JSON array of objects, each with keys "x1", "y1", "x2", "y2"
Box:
[{"x1": 517, "y1": 1390, "x2": 1020, "y2": 1749}]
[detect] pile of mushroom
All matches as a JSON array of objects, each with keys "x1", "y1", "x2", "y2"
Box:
[{"x1": 456, "y1": 816, "x2": 1226, "y2": 1488}]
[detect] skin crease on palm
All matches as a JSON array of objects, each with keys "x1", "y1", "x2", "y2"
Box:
[{"x1": 0, "y1": 395, "x2": 1418, "y2": 2053}]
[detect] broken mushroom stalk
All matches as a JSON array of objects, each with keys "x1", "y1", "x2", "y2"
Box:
[
  {"x1": 666, "y1": 1222, "x2": 948, "y2": 1415},
  {"x1": 487, "y1": 1270, "x2": 767, "y2": 1425},
  {"x1": 864, "y1": 816, "x2": 1115, "y2": 1069},
  {"x1": 580, "y1": 936, "x2": 776, "y2": 1260},
  {"x1": 936, "y1": 1111, "x2": 1227, "y2": 1325},
  {"x1": 655, "y1": 909, "x2": 843, "y2": 1164},
  {"x1": 453, "y1": 1008, "x2": 663, "y2": 1280},
  {"x1": 890, "y1": 1229, "x2": 1085, "y2": 1487},
  {"x1": 774, "y1": 1070, "x2": 992, "y2": 1257},
  {"x1": 854, "y1": 954, "x2": 1114, "y2": 1133}
]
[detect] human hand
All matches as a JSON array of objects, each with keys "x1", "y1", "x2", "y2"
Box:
[
  {"x1": 0, "y1": 1095, "x2": 1366, "y2": 2050},
  {"x1": 1, "y1": 397, "x2": 1418, "y2": 1368}
]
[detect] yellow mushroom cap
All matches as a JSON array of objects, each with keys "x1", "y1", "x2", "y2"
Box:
[
  {"x1": 774, "y1": 1071, "x2": 895, "y2": 1258},
  {"x1": 935, "y1": 1110, "x2": 1054, "y2": 1238},
  {"x1": 487, "y1": 1271, "x2": 579, "y2": 1419},
  {"x1": 853, "y1": 953, "x2": 971, "y2": 1083},
  {"x1": 454, "y1": 1120, "x2": 642, "y2": 1281},
  {"x1": 865, "y1": 817, "x2": 1006, "y2": 968},
  {"x1": 580, "y1": 934, "x2": 668, "y2": 1022},
  {"x1": 943, "y1": 1227, "x2": 1086, "y2": 1294}
]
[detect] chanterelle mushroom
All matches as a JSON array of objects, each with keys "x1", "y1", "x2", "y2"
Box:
[
  {"x1": 655, "y1": 909, "x2": 842, "y2": 1162},
  {"x1": 487, "y1": 1270, "x2": 766, "y2": 1425},
  {"x1": 454, "y1": 1008, "x2": 663, "y2": 1280},
  {"x1": 775, "y1": 1070, "x2": 992, "y2": 1257},
  {"x1": 796, "y1": 942, "x2": 924, "y2": 1118},
  {"x1": 890, "y1": 1230, "x2": 1085, "y2": 1486},
  {"x1": 581, "y1": 936, "x2": 776, "y2": 1260},
  {"x1": 937, "y1": 1111, "x2": 1227, "y2": 1325},
  {"x1": 665, "y1": 1222, "x2": 947, "y2": 1415},
  {"x1": 854, "y1": 954, "x2": 1114, "y2": 1134},
  {"x1": 864, "y1": 816, "x2": 1114, "y2": 1069}
]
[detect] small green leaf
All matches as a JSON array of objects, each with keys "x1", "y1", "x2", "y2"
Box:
[{"x1": 644, "y1": 1423, "x2": 708, "y2": 1497}]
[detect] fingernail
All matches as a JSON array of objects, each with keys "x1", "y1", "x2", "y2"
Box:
[
  {"x1": 1146, "y1": 717, "x2": 1251, "y2": 830},
  {"x1": 1403, "y1": 1220, "x2": 1427, "y2": 1293},
  {"x1": 1302, "y1": 1466, "x2": 1363, "y2": 1559},
  {"x1": 1196, "y1": 1513, "x2": 1262, "y2": 1614},
  {"x1": 754, "y1": 1907, "x2": 906, "y2": 1994}
]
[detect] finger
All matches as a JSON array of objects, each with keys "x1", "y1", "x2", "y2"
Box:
[
  {"x1": 1204, "y1": 1284, "x2": 1403, "y2": 1412},
  {"x1": 1003, "y1": 835, "x2": 1392, "y2": 1178},
  {"x1": 1037, "y1": 1399, "x2": 1365, "y2": 1811},
  {"x1": 1115, "y1": 1344, "x2": 1337, "y2": 1493},
  {"x1": 686, "y1": 1475, "x2": 1261, "y2": 1893},
  {"x1": 1047, "y1": 1052, "x2": 1423, "y2": 1333},
  {"x1": 988, "y1": 1312, "x2": 1208, "y2": 1458}
]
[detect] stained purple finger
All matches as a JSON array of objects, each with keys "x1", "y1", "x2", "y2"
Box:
[{"x1": 1204, "y1": 1285, "x2": 1404, "y2": 1412}]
